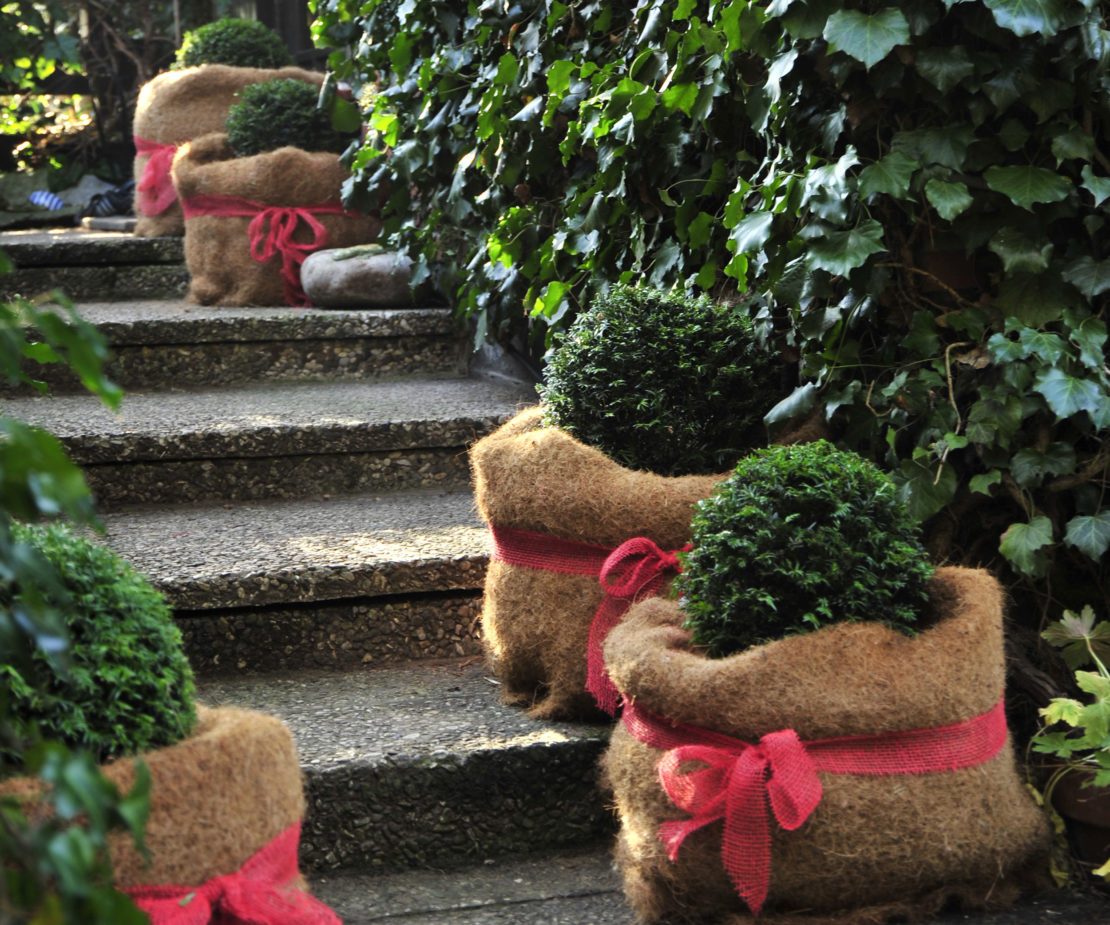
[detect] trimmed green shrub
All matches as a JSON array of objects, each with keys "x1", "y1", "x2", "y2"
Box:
[
  {"x1": 1, "y1": 522, "x2": 197, "y2": 768},
  {"x1": 174, "y1": 17, "x2": 293, "y2": 70},
  {"x1": 225, "y1": 77, "x2": 353, "y2": 157},
  {"x1": 676, "y1": 441, "x2": 934, "y2": 657},
  {"x1": 538, "y1": 284, "x2": 783, "y2": 476}
]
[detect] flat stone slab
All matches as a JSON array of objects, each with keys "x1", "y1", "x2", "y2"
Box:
[
  {"x1": 196, "y1": 659, "x2": 614, "y2": 874},
  {"x1": 6, "y1": 378, "x2": 536, "y2": 464},
  {"x1": 0, "y1": 227, "x2": 183, "y2": 266},
  {"x1": 99, "y1": 489, "x2": 491, "y2": 610},
  {"x1": 309, "y1": 846, "x2": 633, "y2": 924}
]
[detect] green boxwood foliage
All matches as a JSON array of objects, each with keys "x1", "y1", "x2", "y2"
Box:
[
  {"x1": 538, "y1": 284, "x2": 783, "y2": 476},
  {"x1": 1, "y1": 522, "x2": 197, "y2": 768},
  {"x1": 174, "y1": 17, "x2": 293, "y2": 70},
  {"x1": 225, "y1": 77, "x2": 354, "y2": 157},
  {"x1": 309, "y1": 0, "x2": 764, "y2": 358},
  {"x1": 676, "y1": 441, "x2": 934, "y2": 657}
]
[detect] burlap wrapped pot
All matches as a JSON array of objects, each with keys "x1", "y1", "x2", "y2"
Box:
[
  {"x1": 470, "y1": 407, "x2": 725, "y2": 721},
  {"x1": 601, "y1": 566, "x2": 1053, "y2": 924},
  {"x1": 172, "y1": 132, "x2": 380, "y2": 307},
  {"x1": 132, "y1": 64, "x2": 325, "y2": 237},
  {"x1": 1, "y1": 705, "x2": 338, "y2": 922}
]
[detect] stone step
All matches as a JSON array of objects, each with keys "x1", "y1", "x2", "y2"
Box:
[
  {"x1": 195, "y1": 659, "x2": 614, "y2": 876},
  {"x1": 96, "y1": 489, "x2": 490, "y2": 673},
  {"x1": 8, "y1": 299, "x2": 468, "y2": 394},
  {"x1": 0, "y1": 228, "x2": 188, "y2": 301},
  {"x1": 5, "y1": 379, "x2": 535, "y2": 509}
]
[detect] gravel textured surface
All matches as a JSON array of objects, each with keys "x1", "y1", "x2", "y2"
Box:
[{"x1": 0, "y1": 227, "x2": 183, "y2": 265}]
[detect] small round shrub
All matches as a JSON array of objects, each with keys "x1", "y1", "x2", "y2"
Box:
[
  {"x1": 174, "y1": 17, "x2": 293, "y2": 70},
  {"x1": 538, "y1": 285, "x2": 784, "y2": 476},
  {"x1": 1, "y1": 522, "x2": 197, "y2": 768},
  {"x1": 676, "y1": 441, "x2": 934, "y2": 657},
  {"x1": 225, "y1": 78, "x2": 354, "y2": 157}
]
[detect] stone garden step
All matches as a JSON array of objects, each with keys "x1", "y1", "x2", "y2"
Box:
[
  {"x1": 195, "y1": 659, "x2": 614, "y2": 876},
  {"x1": 0, "y1": 227, "x2": 188, "y2": 301},
  {"x1": 96, "y1": 489, "x2": 490, "y2": 674},
  {"x1": 7, "y1": 299, "x2": 468, "y2": 394},
  {"x1": 5, "y1": 378, "x2": 535, "y2": 509}
]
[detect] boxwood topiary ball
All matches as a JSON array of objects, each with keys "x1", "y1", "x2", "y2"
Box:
[
  {"x1": 538, "y1": 285, "x2": 784, "y2": 476},
  {"x1": 225, "y1": 77, "x2": 353, "y2": 157},
  {"x1": 174, "y1": 17, "x2": 293, "y2": 70},
  {"x1": 1, "y1": 522, "x2": 197, "y2": 768},
  {"x1": 676, "y1": 441, "x2": 934, "y2": 657}
]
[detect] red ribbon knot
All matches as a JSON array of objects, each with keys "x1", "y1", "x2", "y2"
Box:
[
  {"x1": 247, "y1": 206, "x2": 330, "y2": 307},
  {"x1": 134, "y1": 136, "x2": 179, "y2": 216},
  {"x1": 657, "y1": 729, "x2": 822, "y2": 918}
]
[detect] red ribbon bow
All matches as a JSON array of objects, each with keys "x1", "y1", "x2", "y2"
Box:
[
  {"x1": 134, "y1": 137, "x2": 179, "y2": 216},
  {"x1": 658, "y1": 730, "x2": 822, "y2": 918},
  {"x1": 586, "y1": 537, "x2": 686, "y2": 715},
  {"x1": 124, "y1": 822, "x2": 341, "y2": 925}
]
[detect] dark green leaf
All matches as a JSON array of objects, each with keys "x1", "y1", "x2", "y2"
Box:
[
  {"x1": 859, "y1": 151, "x2": 919, "y2": 199},
  {"x1": 805, "y1": 220, "x2": 886, "y2": 275},
  {"x1": 984, "y1": 165, "x2": 1073, "y2": 211},
  {"x1": 823, "y1": 9, "x2": 910, "y2": 69},
  {"x1": 925, "y1": 178, "x2": 973, "y2": 221},
  {"x1": 1065, "y1": 512, "x2": 1110, "y2": 561},
  {"x1": 999, "y1": 515, "x2": 1054, "y2": 577}
]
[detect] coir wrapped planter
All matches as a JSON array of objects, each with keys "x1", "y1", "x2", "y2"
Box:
[
  {"x1": 132, "y1": 64, "x2": 325, "y2": 237},
  {"x1": 601, "y1": 567, "x2": 1053, "y2": 924},
  {"x1": 470, "y1": 407, "x2": 724, "y2": 721},
  {"x1": 172, "y1": 132, "x2": 380, "y2": 307},
  {"x1": 1, "y1": 705, "x2": 338, "y2": 923}
]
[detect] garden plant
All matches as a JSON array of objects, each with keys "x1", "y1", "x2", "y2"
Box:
[
  {"x1": 173, "y1": 15, "x2": 293, "y2": 70},
  {"x1": 225, "y1": 77, "x2": 356, "y2": 157}
]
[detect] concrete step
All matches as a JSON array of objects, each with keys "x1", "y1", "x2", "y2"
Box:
[
  {"x1": 0, "y1": 228, "x2": 188, "y2": 301},
  {"x1": 8, "y1": 299, "x2": 468, "y2": 394},
  {"x1": 195, "y1": 659, "x2": 614, "y2": 875},
  {"x1": 96, "y1": 489, "x2": 490, "y2": 674},
  {"x1": 309, "y1": 846, "x2": 633, "y2": 924},
  {"x1": 5, "y1": 379, "x2": 535, "y2": 509}
]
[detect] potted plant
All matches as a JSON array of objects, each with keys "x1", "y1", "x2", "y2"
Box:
[
  {"x1": 0, "y1": 522, "x2": 339, "y2": 922},
  {"x1": 601, "y1": 442, "x2": 1052, "y2": 922},
  {"x1": 132, "y1": 17, "x2": 324, "y2": 238},
  {"x1": 1031, "y1": 606, "x2": 1110, "y2": 879},
  {"x1": 470, "y1": 284, "x2": 789, "y2": 719},
  {"x1": 171, "y1": 77, "x2": 377, "y2": 307}
]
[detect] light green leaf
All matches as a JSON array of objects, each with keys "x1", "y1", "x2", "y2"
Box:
[
  {"x1": 805, "y1": 220, "x2": 886, "y2": 276},
  {"x1": 1081, "y1": 164, "x2": 1110, "y2": 207},
  {"x1": 823, "y1": 9, "x2": 910, "y2": 69},
  {"x1": 859, "y1": 151, "x2": 919, "y2": 199},
  {"x1": 662, "y1": 82, "x2": 699, "y2": 115},
  {"x1": 1065, "y1": 512, "x2": 1110, "y2": 561},
  {"x1": 984, "y1": 165, "x2": 1073, "y2": 211},
  {"x1": 1034, "y1": 366, "x2": 1105, "y2": 422},
  {"x1": 999, "y1": 515, "x2": 1054, "y2": 577},
  {"x1": 925, "y1": 178, "x2": 973, "y2": 221},
  {"x1": 969, "y1": 470, "x2": 1002, "y2": 495},
  {"x1": 983, "y1": 0, "x2": 1071, "y2": 37},
  {"x1": 728, "y1": 211, "x2": 774, "y2": 256}
]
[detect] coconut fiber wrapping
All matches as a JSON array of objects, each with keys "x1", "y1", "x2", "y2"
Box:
[
  {"x1": 131, "y1": 64, "x2": 324, "y2": 237},
  {"x1": 1, "y1": 705, "x2": 308, "y2": 890},
  {"x1": 172, "y1": 132, "x2": 380, "y2": 306},
  {"x1": 470, "y1": 406, "x2": 724, "y2": 721},
  {"x1": 601, "y1": 567, "x2": 1053, "y2": 924}
]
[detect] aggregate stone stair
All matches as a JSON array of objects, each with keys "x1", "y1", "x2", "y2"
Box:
[{"x1": 0, "y1": 227, "x2": 631, "y2": 922}]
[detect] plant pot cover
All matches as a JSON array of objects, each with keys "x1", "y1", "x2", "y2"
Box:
[
  {"x1": 131, "y1": 64, "x2": 325, "y2": 237},
  {"x1": 470, "y1": 406, "x2": 724, "y2": 721},
  {"x1": 172, "y1": 132, "x2": 380, "y2": 307},
  {"x1": 601, "y1": 567, "x2": 1053, "y2": 924},
  {"x1": 1, "y1": 705, "x2": 338, "y2": 922}
]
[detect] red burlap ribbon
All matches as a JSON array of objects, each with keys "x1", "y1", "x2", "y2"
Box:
[
  {"x1": 181, "y1": 193, "x2": 353, "y2": 306},
  {"x1": 489, "y1": 526, "x2": 685, "y2": 715},
  {"x1": 134, "y1": 136, "x2": 179, "y2": 216},
  {"x1": 621, "y1": 698, "x2": 1009, "y2": 917},
  {"x1": 123, "y1": 822, "x2": 340, "y2": 925}
]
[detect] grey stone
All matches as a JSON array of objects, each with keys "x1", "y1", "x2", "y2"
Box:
[{"x1": 302, "y1": 245, "x2": 417, "y2": 308}]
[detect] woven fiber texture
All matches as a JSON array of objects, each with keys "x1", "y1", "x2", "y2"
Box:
[
  {"x1": 600, "y1": 567, "x2": 1053, "y2": 924},
  {"x1": 470, "y1": 407, "x2": 724, "y2": 720},
  {"x1": 132, "y1": 64, "x2": 324, "y2": 237},
  {"x1": 172, "y1": 132, "x2": 379, "y2": 306}
]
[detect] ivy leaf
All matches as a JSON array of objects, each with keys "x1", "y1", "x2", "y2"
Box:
[
  {"x1": 1062, "y1": 256, "x2": 1110, "y2": 298},
  {"x1": 895, "y1": 457, "x2": 959, "y2": 522},
  {"x1": 999, "y1": 515, "x2": 1054, "y2": 577},
  {"x1": 983, "y1": 0, "x2": 1072, "y2": 38},
  {"x1": 984, "y1": 165, "x2": 1073, "y2": 211},
  {"x1": 1065, "y1": 512, "x2": 1110, "y2": 561},
  {"x1": 1081, "y1": 164, "x2": 1110, "y2": 207},
  {"x1": 804, "y1": 220, "x2": 886, "y2": 275},
  {"x1": 892, "y1": 125, "x2": 975, "y2": 170},
  {"x1": 859, "y1": 151, "x2": 919, "y2": 199},
  {"x1": 969, "y1": 470, "x2": 1002, "y2": 495},
  {"x1": 988, "y1": 227, "x2": 1053, "y2": 274},
  {"x1": 764, "y1": 382, "x2": 818, "y2": 427},
  {"x1": 1051, "y1": 125, "x2": 1095, "y2": 164},
  {"x1": 823, "y1": 9, "x2": 910, "y2": 69},
  {"x1": 915, "y1": 46, "x2": 975, "y2": 93},
  {"x1": 1034, "y1": 366, "x2": 1106, "y2": 423},
  {"x1": 1010, "y1": 442, "x2": 1075, "y2": 488},
  {"x1": 925, "y1": 178, "x2": 973, "y2": 221},
  {"x1": 728, "y1": 211, "x2": 774, "y2": 256}
]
